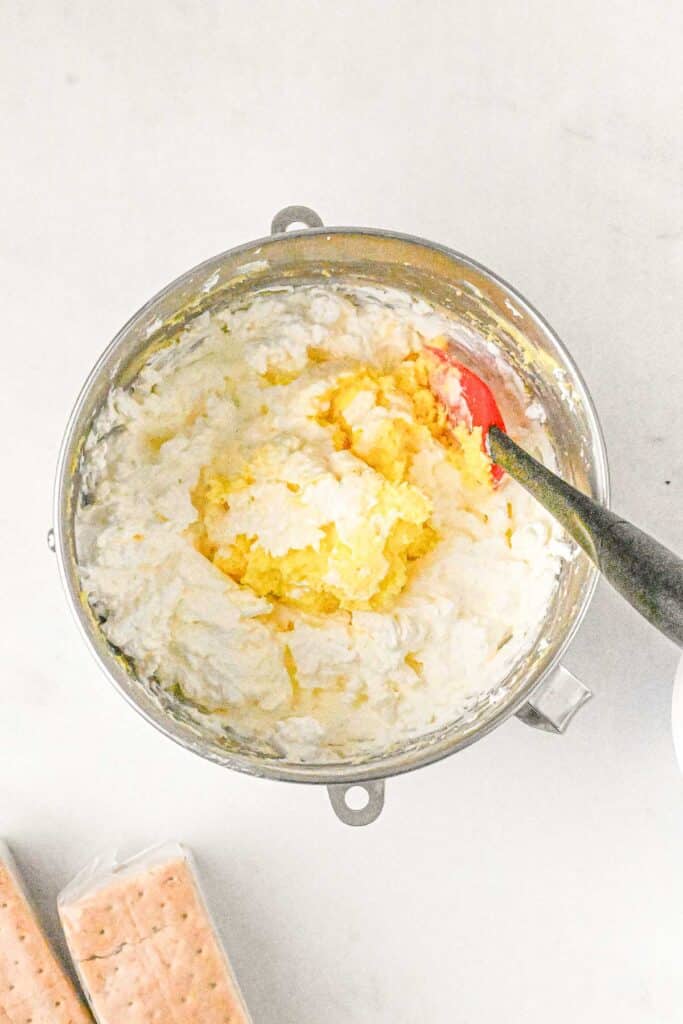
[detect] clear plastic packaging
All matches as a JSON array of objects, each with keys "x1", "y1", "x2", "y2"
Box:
[
  {"x1": 58, "y1": 841, "x2": 252, "y2": 1023},
  {"x1": 0, "y1": 839, "x2": 92, "y2": 1022}
]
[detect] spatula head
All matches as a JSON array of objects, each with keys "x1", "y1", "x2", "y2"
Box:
[{"x1": 424, "y1": 344, "x2": 506, "y2": 483}]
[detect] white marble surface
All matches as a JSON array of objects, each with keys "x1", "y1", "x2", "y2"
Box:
[{"x1": 2, "y1": 2, "x2": 682, "y2": 1020}]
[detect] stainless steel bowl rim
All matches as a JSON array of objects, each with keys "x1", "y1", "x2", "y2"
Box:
[{"x1": 53, "y1": 220, "x2": 610, "y2": 787}]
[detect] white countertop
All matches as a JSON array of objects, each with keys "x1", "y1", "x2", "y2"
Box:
[{"x1": 2, "y1": 2, "x2": 682, "y2": 1020}]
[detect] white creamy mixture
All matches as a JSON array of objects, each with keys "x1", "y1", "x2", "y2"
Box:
[{"x1": 76, "y1": 285, "x2": 571, "y2": 761}]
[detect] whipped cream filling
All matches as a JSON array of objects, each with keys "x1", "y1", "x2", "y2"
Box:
[{"x1": 76, "y1": 285, "x2": 572, "y2": 761}]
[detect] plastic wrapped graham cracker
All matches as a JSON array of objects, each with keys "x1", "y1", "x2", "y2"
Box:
[
  {"x1": 0, "y1": 839, "x2": 92, "y2": 1023},
  {"x1": 58, "y1": 842, "x2": 252, "y2": 1024}
]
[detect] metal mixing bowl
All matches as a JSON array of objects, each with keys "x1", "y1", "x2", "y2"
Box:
[{"x1": 51, "y1": 205, "x2": 609, "y2": 825}]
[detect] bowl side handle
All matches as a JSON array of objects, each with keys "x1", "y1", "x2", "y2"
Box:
[
  {"x1": 328, "y1": 780, "x2": 385, "y2": 826},
  {"x1": 271, "y1": 205, "x2": 324, "y2": 235},
  {"x1": 515, "y1": 664, "x2": 592, "y2": 734}
]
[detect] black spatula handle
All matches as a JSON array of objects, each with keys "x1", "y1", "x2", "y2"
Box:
[{"x1": 488, "y1": 426, "x2": 683, "y2": 646}]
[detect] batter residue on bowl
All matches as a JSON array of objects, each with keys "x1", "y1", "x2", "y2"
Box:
[{"x1": 76, "y1": 285, "x2": 571, "y2": 761}]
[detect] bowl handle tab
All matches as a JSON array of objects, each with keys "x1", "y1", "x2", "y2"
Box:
[
  {"x1": 515, "y1": 665, "x2": 592, "y2": 734},
  {"x1": 271, "y1": 205, "x2": 324, "y2": 235},
  {"x1": 327, "y1": 780, "x2": 385, "y2": 826}
]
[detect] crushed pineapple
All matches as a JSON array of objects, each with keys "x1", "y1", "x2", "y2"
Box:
[
  {"x1": 404, "y1": 651, "x2": 424, "y2": 674},
  {"x1": 315, "y1": 353, "x2": 494, "y2": 489},
  {"x1": 260, "y1": 366, "x2": 300, "y2": 386},
  {"x1": 191, "y1": 471, "x2": 437, "y2": 613},
  {"x1": 190, "y1": 351, "x2": 492, "y2": 615}
]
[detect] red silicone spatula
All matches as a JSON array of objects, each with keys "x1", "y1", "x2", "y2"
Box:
[
  {"x1": 425, "y1": 344, "x2": 506, "y2": 482},
  {"x1": 425, "y1": 344, "x2": 683, "y2": 646}
]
